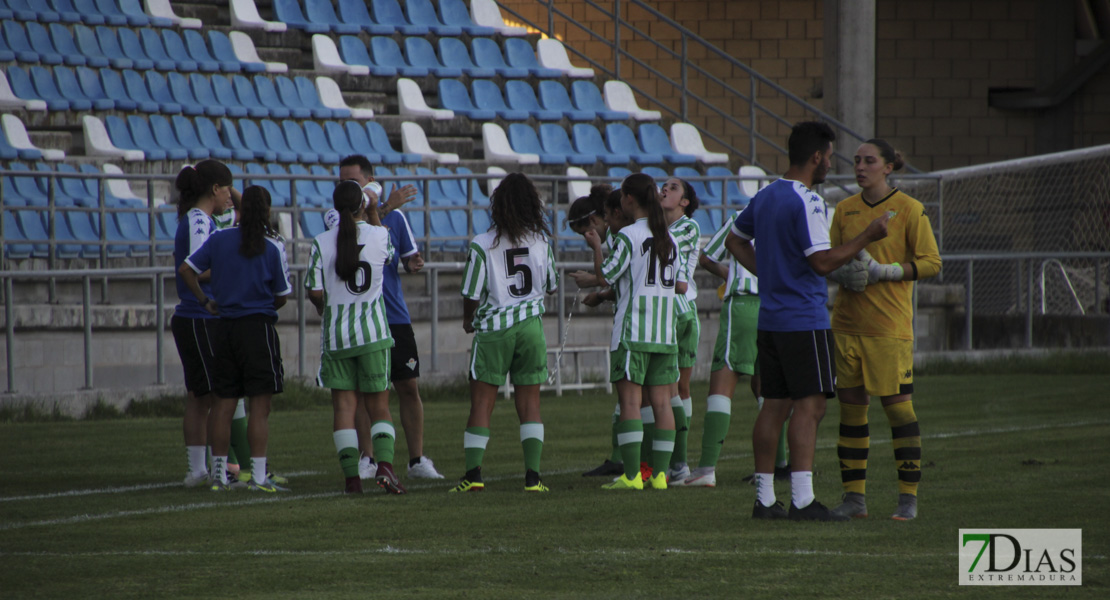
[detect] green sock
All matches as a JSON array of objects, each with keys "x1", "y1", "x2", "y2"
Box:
[
  {"x1": 520, "y1": 422, "x2": 544, "y2": 473},
  {"x1": 370, "y1": 420, "x2": 396, "y2": 465},
  {"x1": 609, "y1": 405, "x2": 621, "y2": 463},
  {"x1": 230, "y1": 398, "x2": 250, "y2": 473},
  {"x1": 670, "y1": 395, "x2": 688, "y2": 466},
  {"x1": 333, "y1": 429, "x2": 359, "y2": 478},
  {"x1": 639, "y1": 406, "x2": 655, "y2": 465},
  {"x1": 652, "y1": 428, "x2": 677, "y2": 475},
  {"x1": 617, "y1": 419, "x2": 644, "y2": 479},
  {"x1": 776, "y1": 420, "x2": 789, "y2": 468},
  {"x1": 698, "y1": 394, "x2": 732, "y2": 468},
  {"x1": 464, "y1": 426, "x2": 491, "y2": 472}
]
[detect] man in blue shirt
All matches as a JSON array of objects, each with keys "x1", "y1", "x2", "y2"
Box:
[
  {"x1": 338, "y1": 155, "x2": 444, "y2": 480},
  {"x1": 726, "y1": 122, "x2": 890, "y2": 521}
]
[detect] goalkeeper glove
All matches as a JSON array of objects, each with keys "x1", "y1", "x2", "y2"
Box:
[
  {"x1": 857, "y1": 249, "x2": 904, "y2": 283},
  {"x1": 828, "y1": 260, "x2": 869, "y2": 292}
]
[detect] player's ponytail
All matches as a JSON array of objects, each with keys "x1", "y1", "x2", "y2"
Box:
[
  {"x1": 677, "y1": 178, "x2": 699, "y2": 218},
  {"x1": 174, "y1": 160, "x2": 231, "y2": 217},
  {"x1": 622, "y1": 173, "x2": 675, "y2": 265},
  {"x1": 238, "y1": 185, "x2": 274, "y2": 258},
  {"x1": 865, "y1": 138, "x2": 905, "y2": 172},
  {"x1": 333, "y1": 180, "x2": 366, "y2": 284}
]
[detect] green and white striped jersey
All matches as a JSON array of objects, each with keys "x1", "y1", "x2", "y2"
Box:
[
  {"x1": 461, "y1": 230, "x2": 559, "y2": 332},
  {"x1": 669, "y1": 215, "x2": 700, "y2": 317},
  {"x1": 213, "y1": 208, "x2": 236, "y2": 230},
  {"x1": 702, "y1": 211, "x2": 758, "y2": 297},
  {"x1": 305, "y1": 222, "x2": 395, "y2": 356},
  {"x1": 601, "y1": 218, "x2": 684, "y2": 353}
]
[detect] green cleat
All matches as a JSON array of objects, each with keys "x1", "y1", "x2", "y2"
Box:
[{"x1": 602, "y1": 473, "x2": 643, "y2": 490}]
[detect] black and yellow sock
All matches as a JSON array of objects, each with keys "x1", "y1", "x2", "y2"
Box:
[
  {"x1": 884, "y1": 401, "x2": 921, "y2": 496},
  {"x1": 838, "y1": 403, "x2": 870, "y2": 495}
]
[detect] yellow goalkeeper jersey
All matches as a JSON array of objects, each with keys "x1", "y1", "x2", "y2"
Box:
[{"x1": 829, "y1": 189, "x2": 941, "y2": 340}]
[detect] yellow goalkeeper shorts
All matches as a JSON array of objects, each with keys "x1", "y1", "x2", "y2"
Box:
[{"x1": 833, "y1": 333, "x2": 914, "y2": 397}]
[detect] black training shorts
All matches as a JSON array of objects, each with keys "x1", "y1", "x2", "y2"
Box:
[{"x1": 757, "y1": 329, "x2": 837, "y2": 400}]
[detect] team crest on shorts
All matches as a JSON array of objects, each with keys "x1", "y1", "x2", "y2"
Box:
[{"x1": 406, "y1": 358, "x2": 418, "y2": 370}]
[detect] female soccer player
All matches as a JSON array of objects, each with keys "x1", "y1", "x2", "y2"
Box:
[
  {"x1": 452, "y1": 172, "x2": 559, "y2": 493},
  {"x1": 659, "y1": 178, "x2": 701, "y2": 483},
  {"x1": 585, "y1": 173, "x2": 684, "y2": 491},
  {"x1": 179, "y1": 185, "x2": 293, "y2": 492},
  {"x1": 171, "y1": 160, "x2": 233, "y2": 487},
  {"x1": 306, "y1": 181, "x2": 406, "y2": 494},
  {"x1": 829, "y1": 139, "x2": 941, "y2": 520}
]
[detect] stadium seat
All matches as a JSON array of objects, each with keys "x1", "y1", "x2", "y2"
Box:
[
  {"x1": 93, "y1": 69, "x2": 147, "y2": 112},
  {"x1": 371, "y1": 0, "x2": 429, "y2": 35},
  {"x1": 472, "y1": 79, "x2": 530, "y2": 120},
  {"x1": 54, "y1": 66, "x2": 112, "y2": 110},
  {"x1": 640, "y1": 123, "x2": 698, "y2": 164},
  {"x1": 139, "y1": 28, "x2": 186, "y2": 70},
  {"x1": 403, "y1": 36, "x2": 462, "y2": 78},
  {"x1": 151, "y1": 114, "x2": 206, "y2": 160},
  {"x1": 264, "y1": 77, "x2": 310, "y2": 119},
  {"x1": 73, "y1": 24, "x2": 128, "y2": 68},
  {"x1": 670, "y1": 123, "x2": 730, "y2": 164},
  {"x1": 31, "y1": 65, "x2": 91, "y2": 110},
  {"x1": 48, "y1": 23, "x2": 96, "y2": 66},
  {"x1": 288, "y1": 164, "x2": 326, "y2": 207},
  {"x1": 121, "y1": 69, "x2": 172, "y2": 113},
  {"x1": 0, "y1": 115, "x2": 45, "y2": 160},
  {"x1": 145, "y1": 70, "x2": 188, "y2": 114},
  {"x1": 401, "y1": 121, "x2": 459, "y2": 164},
  {"x1": 3, "y1": 210, "x2": 35, "y2": 259},
  {"x1": 485, "y1": 165, "x2": 507, "y2": 195},
  {"x1": 243, "y1": 163, "x2": 281, "y2": 204},
  {"x1": 185, "y1": 73, "x2": 234, "y2": 117},
  {"x1": 299, "y1": 210, "x2": 326, "y2": 238},
  {"x1": 128, "y1": 114, "x2": 188, "y2": 160},
  {"x1": 210, "y1": 74, "x2": 251, "y2": 117},
  {"x1": 259, "y1": 119, "x2": 307, "y2": 162},
  {"x1": 454, "y1": 166, "x2": 490, "y2": 206},
  {"x1": 439, "y1": 0, "x2": 497, "y2": 36},
  {"x1": 26, "y1": 21, "x2": 70, "y2": 64},
  {"x1": 316, "y1": 35, "x2": 370, "y2": 76},
  {"x1": 503, "y1": 38, "x2": 562, "y2": 78},
  {"x1": 572, "y1": 124, "x2": 629, "y2": 165},
  {"x1": 82, "y1": 115, "x2": 144, "y2": 161},
  {"x1": 539, "y1": 124, "x2": 595, "y2": 165},
  {"x1": 192, "y1": 116, "x2": 243, "y2": 160},
  {"x1": 169, "y1": 115, "x2": 225, "y2": 160},
  {"x1": 162, "y1": 72, "x2": 205, "y2": 116},
  {"x1": 230, "y1": 0, "x2": 286, "y2": 32},
  {"x1": 228, "y1": 31, "x2": 285, "y2": 73},
  {"x1": 470, "y1": 0, "x2": 526, "y2": 36},
  {"x1": 335, "y1": 0, "x2": 390, "y2": 34},
  {"x1": 503, "y1": 80, "x2": 561, "y2": 121},
  {"x1": 706, "y1": 166, "x2": 748, "y2": 206},
  {"x1": 437, "y1": 37, "x2": 495, "y2": 78},
  {"x1": 413, "y1": 166, "x2": 451, "y2": 206},
  {"x1": 437, "y1": 79, "x2": 496, "y2": 120},
  {"x1": 0, "y1": 67, "x2": 45, "y2": 111},
  {"x1": 3, "y1": 20, "x2": 48, "y2": 63},
  {"x1": 145, "y1": 0, "x2": 201, "y2": 28},
  {"x1": 403, "y1": 0, "x2": 461, "y2": 35},
  {"x1": 181, "y1": 30, "x2": 230, "y2": 73},
  {"x1": 537, "y1": 39, "x2": 594, "y2": 78},
  {"x1": 272, "y1": 0, "x2": 328, "y2": 33},
  {"x1": 571, "y1": 80, "x2": 629, "y2": 121},
  {"x1": 306, "y1": 76, "x2": 358, "y2": 119},
  {"x1": 537, "y1": 80, "x2": 593, "y2": 121},
  {"x1": 222, "y1": 118, "x2": 275, "y2": 162},
  {"x1": 566, "y1": 166, "x2": 592, "y2": 204},
  {"x1": 324, "y1": 121, "x2": 360, "y2": 159},
  {"x1": 94, "y1": 0, "x2": 144, "y2": 26},
  {"x1": 160, "y1": 29, "x2": 211, "y2": 72},
  {"x1": 6, "y1": 0, "x2": 60, "y2": 22},
  {"x1": 304, "y1": 0, "x2": 360, "y2": 34},
  {"x1": 509, "y1": 124, "x2": 564, "y2": 165},
  {"x1": 398, "y1": 77, "x2": 453, "y2": 120},
  {"x1": 481, "y1": 123, "x2": 538, "y2": 165},
  {"x1": 365, "y1": 120, "x2": 421, "y2": 164},
  {"x1": 738, "y1": 165, "x2": 768, "y2": 198},
  {"x1": 47, "y1": 0, "x2": 92, "y2": 25},
  {"x1": 235, "y1": 74, "x2": 288, "y2": 118},
  {"x1": 113, "y1": 28, "x2": 159, "y2": 70},
  {"x1": 209, "y1": 30, "x2": 265, "y2": 73},
  {"x1": 74, "y1": 67, "x2": 124, "y2": 111},
  {"x1": 4, "y1": 66, "x2": 46, "y2": 109},
  {"x1": 608, "y1": 166, "x2": 633, "y2": 186},
  {"x1": 641, "y1": 166, "x2": 669, "y2": 181},
  {"x1": 370, "y1": 36, "x2": 428, "y2": 77},
  {"x1": 434, "y1": 167, "x2": 465, "y2": 205},
  {"x1": 673, "y1": 166, "x2": 715, "y2": 205},
  {"x1": 285, "y1": 119, "x2": 336, "y2": 163},
  {"x1": 605, "y1": 123, "x2": 664, "y2": 165},
  {"x1": 301, "y1": 121, "x2": 341, "y2": 165},
  {"x1": 472, "y1": 38, "x2": 528, "y2": 78},
  {"x1": 603, "y1": 80, "x2": 662, "y2": 121}
]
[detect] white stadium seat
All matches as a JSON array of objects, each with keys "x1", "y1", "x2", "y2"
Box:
[
  {"x1": 603, "y1": 80, "x2": 661, "y2": 121},
  {"x1": 0, "y1": 70, "x2": 46, "y2": 112},
  {"x1": 485, "y1": 166, "x2": 507, "y2": 195},
  {"x1": 82, "y1": 115, "x2": 143, "y2": 162},
  {"x1": 230, "y1": 0, "x2": 287, "y2": 32},
  {"x1": 738, "y1": 165, "x2": 769, "y2": 198},
  {"x1": 230, "y1": 31, "x2": 287, "y2": 73},
  {"x1": 537, "y1": 39, "x2": 594, "y2": 78},
  {"x1": 311, "y1": 35, "x2": 369, "y2": 76},
  {"x1": 670, "y1": 123, "x2": 729, "y2": 164},
  {"x1": 470, "y1": 0, "x2": 527, "y2": 36},
  {"x1": 145, "y1": 0, "x2": 202, "y2": 29},
  {"x1": 481, "y1": 123, "x2": 539, "y2": 165},
  {"x1": 3, "y1": 114, "x2": 64, "y2": 161},
  {"x1": 397, "y1": 78, "x2": 454, "y2": 120},
  {"x1": 317, "y1": 76, "x2": 374, "y2": 119},
  {"x1": 566, "y1": 166, "x2": 591, "y2": 204},
  {"x1": 401, "y1": 121, "x2": 459, "y2": 164},
  {"x1": 101, "y1": 164, "x2": 149, "y2": 204}
]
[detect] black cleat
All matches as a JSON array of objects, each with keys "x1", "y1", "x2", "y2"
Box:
[
  {"x1": 582, "y1": 459, "x2": 624, "y2": 477},
  {"x1": 752, "y1": 500, "x2": 788, "y2": 520},
  {"x1": 788, "y1": 500, "x2": 850, "y2": 522}
]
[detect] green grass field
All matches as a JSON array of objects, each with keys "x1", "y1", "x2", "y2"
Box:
[{"x1": 2, "y1": 368, "x2": 1108, "y2": 599}]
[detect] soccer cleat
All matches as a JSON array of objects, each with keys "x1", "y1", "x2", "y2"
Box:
[
  {"x1": 449, "y1": 478, "x2": 485, "y2": 492},
  {"x1": 891, "y1": 493, "x2": 918, "y2": 521},
  {"x1": 209, "y1": 479, "x2": 230, "y2": 492},
  {"x1": 375, "y1": 463, "x2": 407, "y2": 495},
  {"x1": 602, "y1": 473, "x2": 644, "y2": 490},
  {"x1": 667, "y1": 463, "x2": 691, "y2": 484},
  {"x1": 267, "y1": 471, "x2": 289, "y2": 485},
  {"x1": 647, "y1": 472, "x2": 668, "y2": 490},
  {"x1": 582, "y1": 459, "x2": 624, "y2": 477},
  {"x1": 344, "y1": 476, "x2": 363, "y2": 494},
  {"x1": 183, "y1": 471, "x2": 209, "y2": 488},
  {"x1": 752, "y1": 499, "x2": 788, "y2": 519},
  {"x1": 524, "y1": 481, "x2": 550, "y2": 492},
  {"x1": 831, "y1": 492, "x2": 868, "y2": 519},
  {"x1": 788, "y1": 500, "x2": 849, "y2": 522},
  {"x1": 682, "y1": 467, "x2": 717, "y2": 488},
  {"x1": 407, "y1": 456, "x2": 445, "y2": 479},
  {"x1": 247, "y1": 478, "x2": 290, "y2": 492},
  {"x1": 358, "y1": 455, "x2": 377, "y2": 480}
]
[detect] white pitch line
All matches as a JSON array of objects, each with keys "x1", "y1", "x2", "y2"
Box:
[{"x1": 0, "y1": 471, "x2": 324, "y2": 503}]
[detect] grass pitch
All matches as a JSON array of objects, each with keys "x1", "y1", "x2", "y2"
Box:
[{"x1": 1, "y1": 370, "x2": 1107, "y2": 599}]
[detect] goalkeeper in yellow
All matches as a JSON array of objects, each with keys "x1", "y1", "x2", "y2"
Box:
[{"x1": 825, "y1": 139, "x2": 941, "y2": 521}]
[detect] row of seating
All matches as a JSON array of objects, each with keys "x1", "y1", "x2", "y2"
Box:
[
  {"x1": 0, "y1": 0, "x2": 172, "y2": 28},
  {"x1": 484, "y1": 122, "x2": 728, "y2": 167},
  {"x1": 438, "y1": 78, "x2": 626, "y2": 122},
  {"x1": 5, "y1": 66, "x2": 348, "y2": 120},
  {"x1": 337, "y1": 34, "x2": 560, "y2": 79},
  {"x1": 270, "y1": 0, "x2": 495, "y2": 37},
  {"x1": 1, "y1": 20, "x2": 266, "y2": 73}
]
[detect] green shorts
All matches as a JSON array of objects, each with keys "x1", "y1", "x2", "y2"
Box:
[
  {"x1": 610, "y1": 345, "x2": 679, "y2": 386},
  {"x1": 711, "y1": 294, "x2": 759, "y2": 375},
  {"x1": 469, "y1": 316, "x2": 548, "y2": 386},
  {"x1": 676, "y1": 310, "x2": 700, "y2": 369},
  {"x1": 320, "y1": 346, "x2": 392, "y2": 393}
]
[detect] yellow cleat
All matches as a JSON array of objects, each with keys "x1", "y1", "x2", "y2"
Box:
[
  {"x1": 449, "y1": 478, "x2": 485, "y2": 492},
  {"x1": 648, "y1": 472, "x2": 668, "y2": 490},
  {"x1": 601, "y1": 473, "x2": 643, "y2": 490},
  {"x1": 524, "y1": 482, "x2": 550, "y2": 492}
]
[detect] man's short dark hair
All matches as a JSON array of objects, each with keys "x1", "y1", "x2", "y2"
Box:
[
  {"x1": 339, "y1": 154, "x2": 373, "y2": 175},
  {"x1": 787, "y1": 122, "x2": 836, "y2": 167}
]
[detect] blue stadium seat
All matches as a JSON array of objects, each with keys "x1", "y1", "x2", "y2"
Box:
[
  {"x1": 325, "y1": 120, "x2": 361, "y2": 159},
  {"x1": 86, "y1": 0, "x2": 125, "y2": 25},
  {"x1": 283, "y1": 119, "x2": 335, "y2": 163},
  {"x1": 121, "y1": 69, "x2": 172, "y2": 113},
  {"x1": 434, "y1": 167, "x2": 464, "y2": 205},
  {"x1": 345, "y1": 122, "x2": 386, "y2": 163},
  {"x1": 404, "y1": 0, "x2": 462, "y2": 36},
  {"x1": 706, "y1": 166, "x2": 749, "y2": 206},
  {"x1": 13, "y1": 204, "x2": 70, "y2": 257},
  {"x1": 540, "y1": 123, "x2": 595, "y2": 165},
  {"x1": 338, "y1": 35, "x2": 395, "y2": 77},
  {"x1": 139, "y1": 28, "x2": 188, "y2": 71},
  {"x1": 454, "y1": 166, "x2": 490, "y2": 206},
  {"x1": 641, "y1": 166, "x2": 669, "y2": 181},
  {"x1": 150, "y1": 114, "x2": 206, "y2": 160},
  {"x1": 73, "y1": 24, "x2": 126, "y2": 68},
  {"x1": 172, "y1": 115, "x2": 227, "y2": 160},
  {"x1": 302, "y1": 121, "x2": 340, "y2": 164},
  {"x1": 389, "y1": 167, "x2": 426, "y2": 207},
  {"x1": 371, "y1": 0, "x2": 429, "y2": 35},
  {"x1": 144, "y1": 71, "x2": 186, "y2": 114},
  {"x1": 75, "y1": 66, "x2": 131, "y2": 110},
  {"x1": 192, "y1": 116, "x2": 243, "y2": 160},
  {"x1": 163, "y1": 72, "x2": 205, "y2": 116},
  {"x1": 673, "y1": 166, "x2": 715, "y2": 205},
  {"x1": 439, "y1": 0, "x2": 498, "y2": 36},
  {"x1": 508, "y1": 124, "x2": 563, "y2": 165},
  {"x1": 6, "y1": 0, "x2": 60, "y2": 22},
  {"x1": 605, "y1": 123, "x2": 663, "y2": 164},
  {"x1": 371, "y1": 36, "x2": 428, "y2": 77},
  {"x1": 572, "y1": 124, "x2": 629, "y2": 165},
  {"x1": 571, "y1": 80, "x2": 629, "y2": 120},
  {"x1": 49, "y1": 0, "x2": 95, "y2": 25},
  {"x1": 209, "y1": 74, "x2": 251, "y2": 117},
  {"x1": 4, "y1": 66, "x2": 49, "y2": 110},
  {"x1": 504, "y1": 80, "x2": 562, "y2": 121},
  {"x1": 538, "y1": 80, "x2": 593, "y2": 121},
  {"x1": 472, "y1": 38, "x2": 528, "y2": 78},
  {"x1": 90, "y1": 25, "x2": 139, "y2": 68},
  {"x1": 244, "y1": 163, "x2": 281, "y2": 203},
  {"x1": 48, "y1": 23, "x2": 96, "y2": 66},
  {"x1": 119, "y1": 0, "x2": 172, "y2": 26},
  {"x1": 265, "y1": 163, "x2": 293, "y2": 206},
  {"x1": 304, "y1": 0, "x2": 360, "y2": 34},
  {"x1": 309, "y1": 164, "x2": 338, "y2": 197},
  {"x1": 31, "y1": 65, "x2": 91, "y2": 110},
  {"x1": 272, "y1": 0, "x2": 328, "y2": 34},
  {"x1": 504, "y1": 38, "x2": 562, "y2": 78},
  {"x1": 3, "y1": 210, "x2": 35, "y2": 259},
  {"x1": 105, "y1": 197, "x2": 160, "y2": 254},
  {"x1": 640, "y1": 123, "x2": 697, "y2": 164},
  {"x1": 6, "y1": 163, "x2": 50, "y2": 204},
  {"x1": 0, "y1": 22, "x2": 15, "y2": 62},
  {"x1": 208, "y1": 30, "x2": 264, "y2": 73},
  {"x1": 98, "y1": 69, "x2": 153, "y2": 112},
  {"x1": 300, "y1": 210, "x2": 326, "y2": 238},
  {"x1": 367, "y1": 121, "x2": 420, "y2": 164},
  {"x1": 162, "y1": 29, "x2": 213, "y2": 72},
  {"x1": 113, "y1": 28, "x2": 156, "y2": 70},
  {"x1": 129, "y1": 114, "x2": 188, "y2": 160},
  {"x1": 437, "y1": 79, "x2": 496, "y2": 120},
  {"x1": 271, "y1": 76, "x2": 312, "y2": 119},
  {"x1": 35, "y1": 163, "x2": 90, "y2": 207},
  {"x1": 437, "y1": 37, "x2": 495, "y2": 78},
  {"x1": 234, "y1": 74, "x2": 288, "y2": 118},
  {"x1": 295, "y1": 75, "x2": 347, "y2": 119},
  {"x1": 336, "y1": 0, "x2": 391, "y2": 34},
  {"x1": 182, "y1": 73, "x2": 228, "y2": 117},
  {"x1": 221, "y1": 118, "x2": 275, "y2": 162},
  {"x1": 55, "y1": 66, "x2": 112, "y2": 110},
  {"x1": 258, "y1": 119, "x2": 302, "y2": 163},
  {"x1": 415, "y1": 166, "x2": 454, "y2": 206},
  {"x1": 608, "y1": 166, "x2": 633, "y2": 186},
  {"x1": 25, "y1": 21, "x2": 68, "y2": 64},
  {"x1": 183, "y1": 29, "x2": 235, "y2": 73},
  {"x1": 3, "y1": 20, "x2": 46, "y2": 63},
  {"x1": 403, "y1": 37, "x2": 462, "y2": 78},
  {"x1": 472, "y1": 79, "x2": 529, "y2": 120},
  {"x1": 287, "y1": 164, "x2": 327, "y2": 206},
  {"x1": 95, "y1": 0, "x2": 145, "y2": 26}
]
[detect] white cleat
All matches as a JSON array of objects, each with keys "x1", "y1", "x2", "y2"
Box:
[
  {"x1": 666, "y1": 464, "x2": 691, "y2": 486},
  {"x1": 407, "y1": 456, "x2": 445, "y2": 479},
  {"x1": 358, "y1": 455, "x2": 377, "y2": 480},
  {"x1": 681, "y1": 467, "x2": 717, "y2": 488},
  {"x1": 183, "y1": 471, "x2": 209, "y2": 488}
]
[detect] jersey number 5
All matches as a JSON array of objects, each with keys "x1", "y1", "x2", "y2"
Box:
[
  {"x1": 640, "y1": 239, "x2": 676, "y2": 288},
  {"x1": 504, "y1": 248, "x2": 533, "y2": 297}
]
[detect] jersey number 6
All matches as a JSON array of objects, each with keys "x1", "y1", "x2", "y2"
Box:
[
  {"x1": 640, "y1": 239, "x2": 676, "y2": 288},
  {"x1": 344, "y1": 260, "x2": 373, "y2": 295},
  {"x1": 504, "y1": 248, "x2": 534, "y2": 297}
]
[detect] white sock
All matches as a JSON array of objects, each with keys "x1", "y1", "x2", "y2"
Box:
[
  {"x1": 755, "y1": 472, "x2": 775, "y2": 507},
  {"x1": 212, "y1": 456, "x2": 228, "y2": 484},
  {"x1": 756, "y1": 396, "x2": 764, "y2": 411},
  {"x1": 252, "y1": 457, "x2": 267, "y2": 485},
  {"x1": 682, "y1": 397, "x2": 693, "y2": 419},
  {"x1": 791, "y1": 471, "x2": 814, "y2": 509},
  {"x1": 187, "y1": 446, "x2": 207, "y2": 475},
  {"x1": 640, "y1": 405, "x2": 655, "y2": 424}
]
